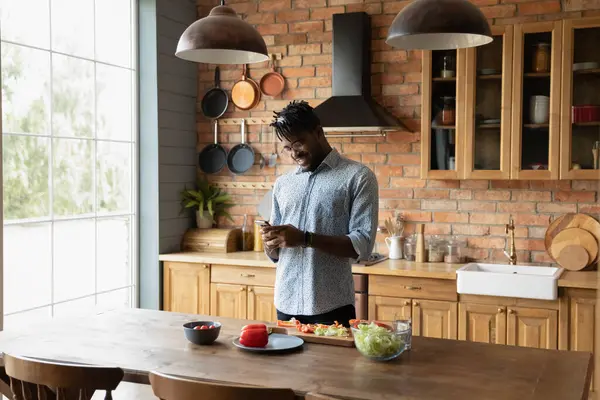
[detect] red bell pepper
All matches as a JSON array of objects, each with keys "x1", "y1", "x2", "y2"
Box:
[{"x1": 239, "y1": 324, "x2": 268, "y2": 348}]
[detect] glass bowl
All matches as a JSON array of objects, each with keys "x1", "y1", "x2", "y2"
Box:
[{"x1": 351, "y1": 321, "x2": 411, "y2": 362}]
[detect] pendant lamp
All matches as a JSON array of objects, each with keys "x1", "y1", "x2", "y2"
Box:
[
  {"x1": 175, "y1": 0, "x2": 269, "y2": 64},
  {"x1": 386, "y1": 0, "x2": 493, "y2": 50}
]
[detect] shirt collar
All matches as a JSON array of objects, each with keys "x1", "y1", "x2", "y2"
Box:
[{"x1": 295, "y1": 148, "x2": 340, "y2": 174}]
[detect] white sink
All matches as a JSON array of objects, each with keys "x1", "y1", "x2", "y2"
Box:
[{"x1": 456, "y1": 263, "x2": 564, "y2": 300}]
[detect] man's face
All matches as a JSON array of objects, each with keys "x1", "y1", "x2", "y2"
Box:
[{"x1": 281, "y1": 129, "x2": 322, "y2": 170}]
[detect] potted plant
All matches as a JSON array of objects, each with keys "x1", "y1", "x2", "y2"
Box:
[{"x1": 180, "y1": 179, "x2": 234, "y2": 229}]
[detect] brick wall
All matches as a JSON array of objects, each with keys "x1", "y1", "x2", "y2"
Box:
[{"x1": 194, "y1": 0, "x2": 600, "y2": 263}]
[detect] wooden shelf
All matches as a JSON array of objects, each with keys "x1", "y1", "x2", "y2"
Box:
[
  {"x1": 523, "y1": 123, "x2": 549, "y2": 129},
  {"x1": 478, "y1": 74, "x2": 502, "y2": 80},
  {"x1": 432, "y1": 77, "x2": 456, "y2": 82},
  {"x1": 573, "y1": 121, "x2": 600, "y2": 127},
  {"x1": 573, "y1": 68, "x2": 600, "y2": 75},
  {"x1": 432, "y1": 125, "x2": 456, "y2": 130},
  {"x1": 208, "y1": 181, "x2": 274, "y2": 190},
  {"x1": 524, "y1": 72, "x2": 550, "y2": 78},
  {"x1": 477, "y1": 124, "x2": 501, "y2": 129}
]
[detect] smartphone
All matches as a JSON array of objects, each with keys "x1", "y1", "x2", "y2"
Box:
[{"x1": 255, "y1": 219, "x2": 270, "y2": 226}]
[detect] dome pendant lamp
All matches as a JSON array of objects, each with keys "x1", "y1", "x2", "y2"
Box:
[
  {"x1": 386, "y1": 0, "x2": 493, "y2": 50},
  {"x1": 175, "y1": 0, "x2": 269, "y2": 64}
]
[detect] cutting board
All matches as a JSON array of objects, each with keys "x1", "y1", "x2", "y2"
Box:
[
  {"x1": 270, "y1": 326, "x2": 355, "y2": 347},
  {"x1": 549, "y1": 227, "x2": 598, "y2": 268},
  {"x1": 545, "y1": 213, "x2": 600, "y2": 264},
  {"x1": 556, "y1": 245, "x2": 590, "y2": 271}
]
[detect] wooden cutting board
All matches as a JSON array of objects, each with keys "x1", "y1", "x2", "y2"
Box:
[
  {"x1": 556, "y1": 245, "x2": 590, "y2": 271},
  {"x1": 550, "y1": 227, "x2": 598, "y2": 268},
  {"x1": 545, "y1": 213, "x2": 600, "y2": 264},
  {"x1": 270, "y1": 326, "x2": 355, "y2": 347}
]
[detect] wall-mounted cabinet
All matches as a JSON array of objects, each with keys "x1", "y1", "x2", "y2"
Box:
[
  {"x1": 560, "y1": 17, "x2": 600, "y2": 179},
  {"x1": 421, "y1": 17, "x2": 600, "y2": 180}
]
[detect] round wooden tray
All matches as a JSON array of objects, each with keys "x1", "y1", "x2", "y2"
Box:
[{"x1": 545, "y1": 213, "x2": 600, "y2": 264}]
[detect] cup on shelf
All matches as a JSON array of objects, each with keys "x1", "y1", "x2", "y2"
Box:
[{"x1": 529, "y1": 95, "x2": 550, "y2": 124}]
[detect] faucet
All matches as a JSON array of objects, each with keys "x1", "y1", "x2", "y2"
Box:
[{"x1": 504, "y1": 217, "x2": 517, "y2": 265}]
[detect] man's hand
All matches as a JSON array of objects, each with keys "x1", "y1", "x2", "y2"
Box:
[{"x1": 261, "y1": 224, "x2": 304, "y2": 249}]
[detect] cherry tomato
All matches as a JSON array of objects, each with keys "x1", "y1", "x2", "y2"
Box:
[{"x1": 209, "y1": 325, "x2": 215, "y2": 329}]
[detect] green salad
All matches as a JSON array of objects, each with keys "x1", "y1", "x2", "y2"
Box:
[
  {"x1": 353, "y1": 322, "x2": 404, "y2": 358},
  {"x1": 314, "y1": 325, "x2": 349, "y2": 337}
]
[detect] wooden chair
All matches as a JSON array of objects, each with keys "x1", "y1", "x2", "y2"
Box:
[
  {"x1": 4, "y1": 353, "x2": 132, "y2": 400},
  {"x1": 148, "y1": 371, "x2": 296, "y2": 400}
]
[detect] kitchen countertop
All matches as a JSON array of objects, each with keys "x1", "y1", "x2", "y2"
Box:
[
  {"x1": 159, "y1": 251, "x2": 598, "y2": 290},
  {"x1": 0, "y1": 308, "x2": 592, "y2": 400}
]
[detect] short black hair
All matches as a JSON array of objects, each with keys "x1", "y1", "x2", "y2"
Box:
[{"x1": 270, "y1": 100, "x2": 321, "y2": 142}]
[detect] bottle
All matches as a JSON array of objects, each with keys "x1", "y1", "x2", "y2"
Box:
[
  {"x1": 242, "y1": 214, "x2": 252, "y2": 251},
  {"x1": 415, "y1": 224, "x2": 426, "y2": 263},
  {"x1": 533, "y1": 43, "x2": 550, "y2": 73}
]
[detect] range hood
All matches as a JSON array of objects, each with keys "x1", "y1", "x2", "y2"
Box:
[{"x1": 314, "y1": 12, "x2": 410, "y2": 133}]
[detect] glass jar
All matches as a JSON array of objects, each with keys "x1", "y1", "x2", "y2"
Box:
[
  {"x1": 532, "y1": 43, "x2": 550, "y2": 73},
  {"x1": 404, "y1": 235, "x2": 416, "y2": 261},
  {"x1": 441, "y1": 96, "x2": 456, "y2": 125},
  {"x1": 441, "y1": 55, "x2": 455, "y2": 78},
  {"x1": 427, "y1": 235, "x2": 447, "y2": 263},
  {"x1": 445, "y1": 237, "x2": 467, "y2": 263}
]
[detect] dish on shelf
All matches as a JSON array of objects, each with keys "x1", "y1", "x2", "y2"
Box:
[
  {"x1": 572, "y1": 105, "x2": 600, "y2": 123},
  {"x1": 573, "y1": 62, "x2": 600, "y2": 71},
  {"x1": 478, "y1": 68, "x2": 500, "y2": 75},
  {"x1": 481, "y1": 119, "x2": 501, "y2": 124}
]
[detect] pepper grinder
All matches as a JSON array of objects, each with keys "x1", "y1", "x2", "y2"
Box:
[{"x1": 415, "y1": 224, "x2": 426, "y2": 263}]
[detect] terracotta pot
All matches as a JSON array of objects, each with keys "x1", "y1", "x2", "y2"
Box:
[{"x1": 196, "y1": 211, "x2": 214, "y2": 229}]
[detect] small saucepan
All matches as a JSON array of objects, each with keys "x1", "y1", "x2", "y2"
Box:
[{"x1": 227, "y1": 119, "x2": 255, "y2": 174}]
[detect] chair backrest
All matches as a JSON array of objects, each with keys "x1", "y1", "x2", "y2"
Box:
[
  {"x1": 149, "y1": 371, "x2": 296, "y2": 400},
  {"x1": 4, "y1": 353, "x2": 124, "y2": 400}
]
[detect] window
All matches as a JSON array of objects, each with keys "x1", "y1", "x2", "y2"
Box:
[{"x1": 0, "y1": 0, "x2": 137, "y2": 327}]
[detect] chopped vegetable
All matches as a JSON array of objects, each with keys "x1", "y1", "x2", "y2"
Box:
[
  {"x1": 298, "y1": 324, "x2": 316, "y2": 334},
  {"x1": 276, "y1": 318, "x2": 300, "y2": 327},
  {"x1": 353, "y1": 322, "x2": 404, "y2": 358},
  {"x1": 314, "y1": 324, "x2": 349, "y2": 337}
]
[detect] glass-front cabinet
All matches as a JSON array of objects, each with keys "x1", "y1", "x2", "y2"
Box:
[
  {"x1": 420, "y1": 49, "x2": 466, "y2": 179},
  {"x1": 511, "y1": 21, "x2": 562, "y2": 180},
  {"x1": 464, "y1": 26, "x2": 513, "y2": 179},
  {"x1": 560, "y1": 17, "x2": 600, "y2": 179}
]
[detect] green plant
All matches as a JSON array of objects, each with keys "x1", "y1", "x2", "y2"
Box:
[{"x1": 180, "y1": 178, "x2": 234, "y2": 222}]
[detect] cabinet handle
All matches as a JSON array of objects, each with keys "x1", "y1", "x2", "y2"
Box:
[
  {"x1": 240, "y1": 273, "x2": 255, "y2": 278},
  {"x1": 508, "y1": 309, "x2": 515, "y2": 314},
  {"x1": 249, "y1": 288, "x2": 254, "y2": 293},
  {"x1": 414, "y1": 301, "x2": 420, "y2": 307},
  {"x1": 404, "y1": 286, "x2": 422, "y2": 291},
  {"x1": 404, "y1": 301, "x2": 410, "y2": 306},
  {"x1": 203, "y1": 265, "x2": 208, "y2": 269},
  {"x1": 497, "y1": 308, "x2": 504, "y2": 313},
  {"x1": 240, "y1": 287, "x2": 246, "y2": 292}
]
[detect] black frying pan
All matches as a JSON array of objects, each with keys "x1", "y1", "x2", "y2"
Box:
[
  {"x1": 199, "y1": 120, "x2": 227, "y2": 174},
  {"x1": 201, "y1": 67, "x2": 228, "y2": 119},
  {"x1": 227, "y1": 119, "x2": 255, "y2": 174}
]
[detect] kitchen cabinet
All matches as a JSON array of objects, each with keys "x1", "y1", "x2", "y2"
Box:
[
  {"x1": 210, "y1": 283, "x2": 248, "y2": 319},
  {"x1": 463, "y1": 26, "x2": 513, "y2": 179},
  {"x1": 507, "y1": 306, "x2": 558, "y2": 349},
  {"x1": 368, "y1": 296, "x2": 412, "y2": 321},
  {"x1": 458, "y1": 303, "x2": 507, "y2": 345},
  {"x1": 560, "y1": 17, "x2": 600, "y2": 179},
  {"x1": 412, "y1": 299, "x2": 458, "y2": 339},
  {"x1": 421, "y1": 49, "x2": 467, "y2": 179},
  {"x1": 163, "y1": 262, "x2": 210, "y2": 314},
  {"x1": 247, "y1": 286, "x2": 277, "y2": 322}
]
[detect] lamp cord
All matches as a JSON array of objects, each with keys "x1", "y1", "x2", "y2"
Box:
[{"x1": 220, "y1": 0, "x2": 225, "y2": 5}]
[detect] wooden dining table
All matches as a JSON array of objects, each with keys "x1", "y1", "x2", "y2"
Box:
[{"x1": 0, "y1": 308, "x2": 593, "y2": 400}]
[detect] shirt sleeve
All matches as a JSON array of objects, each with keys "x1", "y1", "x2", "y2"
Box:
[
  {"x1": 346, "y1": 168, "x2": 379, "y2": 262},
  {"x1": 265, "y1": 183, "x2": 282, "y2": 263}
]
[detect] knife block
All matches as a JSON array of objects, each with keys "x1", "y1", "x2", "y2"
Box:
[{"x1": 181, "y1": 228, "x2": 242, "y2": 253}]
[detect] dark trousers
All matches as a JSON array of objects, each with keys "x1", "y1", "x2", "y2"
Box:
[{"x1": 276, "y1": 304, "x2": 356, "y2": 327}]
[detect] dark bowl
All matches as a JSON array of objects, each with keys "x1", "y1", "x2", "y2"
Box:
[{"x1": 183, "y1": 321, "x2": 221, "y2": 345}]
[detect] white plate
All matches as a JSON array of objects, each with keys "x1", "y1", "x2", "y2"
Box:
[
  {"x1": 232, "y1": 333, "x2": 304, "y2": 352},
  {"x1": 573, "y1": 62, "x2": 599, "y2": 71}
]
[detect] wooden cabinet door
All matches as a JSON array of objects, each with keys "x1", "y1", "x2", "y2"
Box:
[
  {"x1": 511, "y1": 21, "x2": 562, "y2": 180},
  {"x1": 463, "y1": 25, "x2": 513, "y2": 180},
  {"x1": 368, "y1": 296, "x2": 412, "y2": 322},
  {"x1": 247, "y1": 286, "x2": 277, "y2": 322},
  {"x1": 559, "y1": 17, "x2": 600, "y2": 179},
  {"x1": 458, "y1": 303, "x2": 506, "y2": 345},
  {"x1": 569, "y1": 294, "x2": 596, "y2": 390},
  {"x1": 163, "y1": 262, "x2": 210, "y2": 314},
  {"x1": 412, "y1": 300, "x2": 457, "y2": 339},
  {"x1": 210, "y1": 283, "x2": 247, "y2": 319},
  {"x1": 507, "y1": 307, "x2": 558, "y2": 349}
]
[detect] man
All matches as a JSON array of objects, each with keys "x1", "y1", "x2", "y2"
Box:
[{"x1": 261, "y1": 100, "x2": 379, "y2": 327}]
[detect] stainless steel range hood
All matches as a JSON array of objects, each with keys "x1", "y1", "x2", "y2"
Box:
[{"x1": 314, "y1": 12, "x2": 410, "y2": 133}]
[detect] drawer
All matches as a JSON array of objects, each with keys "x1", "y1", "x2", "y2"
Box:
[
  {"x1": 369, "y1": 275, "x2": 457, "y2": 301},
  {"x1": 211, "y1": 265, "x2": 276, "y2": 287}
]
